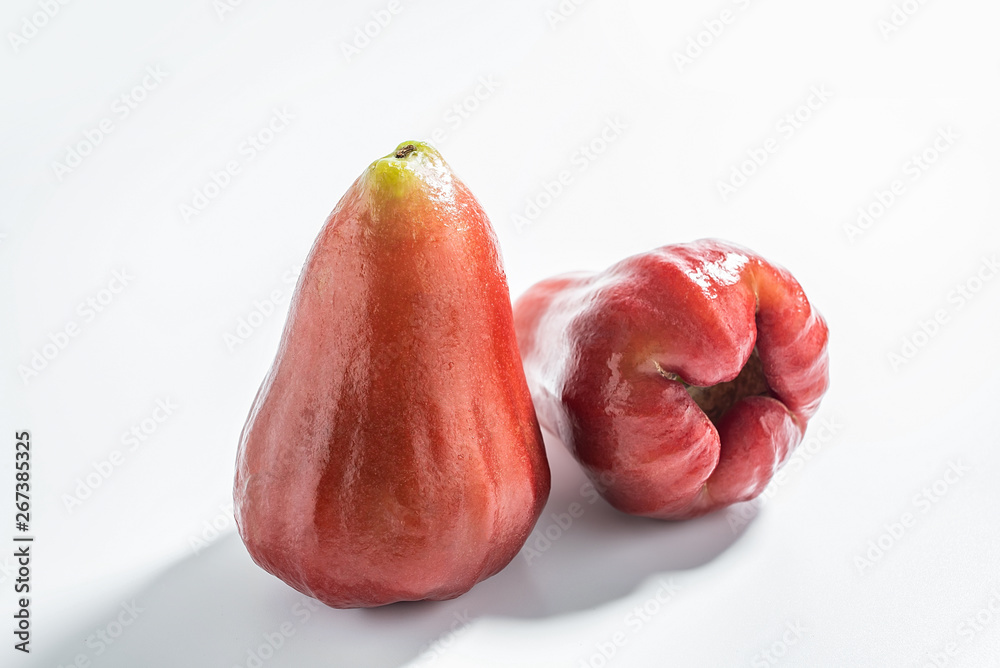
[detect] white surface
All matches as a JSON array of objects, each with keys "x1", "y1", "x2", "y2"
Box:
[{"x1": 2, "y1": 1, "x2": 999, "y2": 666}]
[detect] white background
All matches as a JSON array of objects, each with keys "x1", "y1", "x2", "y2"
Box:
[{"x1": 3, "y1": 0, "x2": 1000, "y2": 666}]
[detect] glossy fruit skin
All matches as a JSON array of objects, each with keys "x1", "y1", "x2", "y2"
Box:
[
  {"x1": 513, "y1": 239, "x2": 828, "y2": 520},
  {"x1": 235, "y1": 142, "x2": 550, "y2": 608}
]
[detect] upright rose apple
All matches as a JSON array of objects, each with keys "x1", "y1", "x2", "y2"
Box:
[
  {"x1": 514, "y1": 239, "x2": 829, "y2": 519},
  {"x1": 235, "y1": 142, "x2": 550, "y2": 608}
]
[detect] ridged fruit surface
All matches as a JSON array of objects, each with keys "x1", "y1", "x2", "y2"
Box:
[{"x1": 514, "y1": 239, "x2": 828, "y2": 519}]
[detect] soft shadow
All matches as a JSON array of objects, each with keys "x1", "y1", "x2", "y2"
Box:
[{"x1": 38, "y1": 431, "x2": 754, "y2": 668}]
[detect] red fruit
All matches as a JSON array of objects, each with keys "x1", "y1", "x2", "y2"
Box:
[
  {"x1": 513, "y1": 239, "x2": 829, "y2": 519},
  {"x1": 234, "y1": 142, "x2": 550, "y2": 608}
]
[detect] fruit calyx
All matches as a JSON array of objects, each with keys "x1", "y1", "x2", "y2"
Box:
[{"x1": 655, "y1": 349, "x2": 771, "y2": 425}]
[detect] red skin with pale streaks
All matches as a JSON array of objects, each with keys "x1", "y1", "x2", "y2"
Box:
[
  {"x1": 234, "y1": 144, "x2": 549, "y2": 608},
  {"x1": 513, "y1": 240, "x2": 828, "y2": 519}
]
